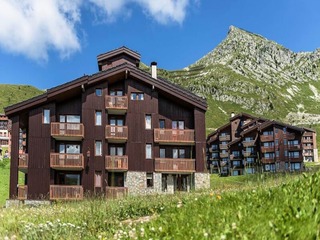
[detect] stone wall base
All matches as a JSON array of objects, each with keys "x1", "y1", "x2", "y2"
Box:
[{"x1": 194, "y1": 172, "x2": 210, "y2": 190}]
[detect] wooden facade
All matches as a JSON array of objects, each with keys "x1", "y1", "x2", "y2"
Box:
[
  {"x1": 207, "y1": 113, "x2": 318, "y2": 176},
  {"x1": 5, "y1": 46, "x2": 208, "y2": 200}
]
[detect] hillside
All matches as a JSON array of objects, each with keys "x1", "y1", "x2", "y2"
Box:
[
  {"x1": 0, "y1": 84, "x2": 44, "y2": 113},
  {"x1": 156, "y1": 26, "x2": 320, "y2": 132}
]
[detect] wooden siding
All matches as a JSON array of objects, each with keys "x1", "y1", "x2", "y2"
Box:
[
  {"x1": 50, "y1": 153, "x2": 84, "y2": 170},
  {"x1": 105, "y1": 155, "x2": 128, "y2": 171},
  {"x1": 105, "y1": 95, "x2": 128, "y2": 114},
  {"x1": 51, "y1": 122, "x2": 84, "y2": 140},
  {"x1": 9, "y1": 115, "x2": 19, "y2": 198},
  {"x1": 17, "y1": 185, "x2": 28, "y2": 200},
  {"x1": 50, "y1": 185, "x2": 83, "y2": 200},
  {"x1": 154, "y1": 129, "x2": 195, "y2": 145},
  {"x1": 154, "y1": 158, "x2": 195, "y2": 173},
  {"x1": 105, "y1": 187, "x2": 128, "y2": 199}
]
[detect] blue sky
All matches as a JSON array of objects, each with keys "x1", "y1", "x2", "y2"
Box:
[{"x1": 0, "y1": 0, "x2": 320, "y2": 90}]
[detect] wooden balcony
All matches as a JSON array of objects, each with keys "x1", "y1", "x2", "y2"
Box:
[
  {"x1": 261, "y1": 157, "x2": 275, "y2": 164},
  {"x1": 154, "y1": 129, "x2": 195, "y2": 145},
  {"x1": 106, "y1": 187, "x2": 128, "y2": 199},
  {"x1": 105, "y1": 155, "x2": 128, "y2": 171},
  {"x1": 219, "y1": 135, "x2": 231, "y2": 141},
  {"x1": 51, "y1": 123, "x2": 84, "y2": 141},
  {"x1": 220, "y1": 153, "x2": 229, "y2": 158},
  {"x1": 105, "y1": 96, "x2": 128, "y2": 114},
  {"x1": 302, "y1": 138, "x2": 313, "y2": 143},
  {"x1": 17, "y1": 185, "x2": 27, "y2": 200},
  {"x1": 210, "y1": 155, "x2": 220, "y2": 160},
  {"x1": 230, "y1": 155, "x2": 242, "y2": 160},
  {"x1": 261, "y1": 146, "x2": 275, "y2": 152},
  {"x1": 219, "y1": 144, "x2": 228, "y2": 149},
  {"x1": 105, "y1": 125, "x2": 128, "y2": 143},
  {"x1": 287, "y1": 144, "x2": 301, "y2": 151},
  {"x1": 50, "y1": 153, "x2": 84, "y2": 170},
  {"x1": 154, "y1": 158, "x2": 195, "y2": 173},
  {"x1": 50, "y1": 185, "x2": 83, "y2": 200},
  {"x1": 303, "y1": 152, "x2": 314, "y2": 156},
  {"x1": 260, "y1": 135, "x2": 274, "y2": 142},
  {"x1": 285, "y1": 133, "x2": 296, "y2": 140},
  {"x1": 288, "y1": 157, "x2": 303, "y2": 162},
  {"x1": 303, "y1": 145, "x2": 313, "y2": 150},
  {"x1": 242, "y1": 141, "x2": 255, "y2": 147},
  {"x1": 243, "y1": 151, "x2": 255, "y2": 157},
  {"x1": 18, "y1": 154, "x2": 28, "y2": 173}
]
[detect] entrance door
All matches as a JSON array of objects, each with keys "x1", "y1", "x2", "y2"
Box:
[{"x1": 174, "y1": 174, "x2": 189, "y2": 192}]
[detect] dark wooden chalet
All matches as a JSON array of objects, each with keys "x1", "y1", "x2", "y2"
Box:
[{"x1": 5, "y1": 46, "x2": 209, "y2": 201}]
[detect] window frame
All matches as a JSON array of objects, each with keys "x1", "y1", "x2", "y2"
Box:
[
  {"x1": 43, "y1": 109, "x2": 50, "y2": 124},
  {"x1": 145, "y1": 114, "x2": 152, "y2": 130},
  {"x1": 95, "y1": 88, "x2": 102, "y2": 96},
  {"x1": 146, "y1": 144, "x2": 152, "y2": 159},
  {"x1": 95, "y1": 110, "x2": 102, "y2": 126},
  {"x1": 146, "y1": 173, "x2": 154, "y2": 188},
  {"x1": 95, "y1": 141, "x2": 102, "y2": 156}
]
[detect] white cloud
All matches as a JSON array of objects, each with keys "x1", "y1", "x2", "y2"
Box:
[
  {"x1": 0, "y1": 0, "x2": 196, "y2": 61},
  {"x1": 89, "y1": 0, "x2": 190, "y2": 24},
  {"x1": 0, "y1": 0, "x2": 82, "y2": 61}
]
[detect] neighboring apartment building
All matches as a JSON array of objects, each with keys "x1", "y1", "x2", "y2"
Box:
[
  {"x1": 0, "y1": 113, "x2": 11, "y2": 158},
  {"x1": 207, "y1": 113, "x2": 318, "y2": 176},
  {"x1": 5, "y1": 47, "x2": 209, "y2": 201}
]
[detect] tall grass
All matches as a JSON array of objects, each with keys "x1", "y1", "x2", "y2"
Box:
[{"x1": 1, "y1": 171, "x2": 319, "y2": 239}]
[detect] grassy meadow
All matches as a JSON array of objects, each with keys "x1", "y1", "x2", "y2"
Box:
[{"x1": 1, "y1": 170, "x2": 320, "y2": 239}]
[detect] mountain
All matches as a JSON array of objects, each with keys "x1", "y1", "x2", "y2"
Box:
[
  {"x1": 0, "y1": 84, "x2": 44, "y2": 113},
  {"x1": 156, "y1": 26, "x2": 320, "y2": 131}
]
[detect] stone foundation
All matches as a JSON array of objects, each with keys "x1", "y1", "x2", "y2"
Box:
[
  {"x1": 125, "y1": 171, "x2": 162, "y2": 195},
  {"x1": 194, "y1": 172, "x2": 210, "y2": 190}
]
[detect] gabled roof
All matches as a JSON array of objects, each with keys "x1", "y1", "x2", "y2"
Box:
[
  {"x1": 258, "y1": 120, "x2": 304, "y2": 133},
  {"x1": 206, "y1": 122, "x2": 231, "y2": 140},
  {"x1": 228, "y1": 138, "x2": 241, "y2": 147},
  {"x1": 230, "y1": 112, "x2": 256, "y2": 121},
  {"x1": 5, "y1": 62, "x2": 207, "y2": 116},
  {"x1": 302, "y1": 127, "x2": 316, "y2": 133}
]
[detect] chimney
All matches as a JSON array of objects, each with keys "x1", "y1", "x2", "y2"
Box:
[
  {"x1": 231, "y1": 112, "x2": 235, "y2": 118},
  {"x1": 151, "y1": 62, "x2": 157, "y2": 79}
]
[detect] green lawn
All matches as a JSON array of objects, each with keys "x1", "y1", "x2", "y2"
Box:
[
  {"x1": 1, "y1": 170, "x2": 319, "y2": 239},
  {"x1": 0, "y1": 159, "x2": 10, "y2": 206}
]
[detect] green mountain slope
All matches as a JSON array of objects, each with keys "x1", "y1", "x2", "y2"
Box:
[
  {"x1": 0, "y1": 84, "x2": 44, "y2": 113},
  {"x1": 155, "y1": 26, "x2": 320, "y2": 133}
]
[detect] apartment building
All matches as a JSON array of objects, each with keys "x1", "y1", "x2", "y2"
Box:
[
  {"x1": 5, "y1": 47, "x2": 209, "y2": 201},
  {"x1": 0, "y1": 113, "x2": 11, "y2": 158},
  {"x1": 207, "y1": 113, "x2": 318, "y2": 176}
]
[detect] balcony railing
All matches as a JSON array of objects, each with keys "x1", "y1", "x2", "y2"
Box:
[
  {"x1": 304, "y1": 152, "x2": 314, "y2": 156},
  {"x1": 105, "y1": 96, "x2": 128, "y2": 114},
  {"x1": 155, "y1": 158, "x2": 195, "y2": 173},
  {"x1": 106, "y1": 187, "x2": 128, "y2": 199},
  {"x1": 219, "y1": 144, "x2": 228, "y2": 150},
  {"x1": 285, "y1": 133, "x2": 296, "y2": 140},
  {"x1": 219, "y1": 135, "x2": 231, "y2": 141},
  {"x1": 287, "y1": 144, "x2": 301, "y2": 151},
  {"x1": 261, "y1": 157, "x2": 275, "y2": 164},
  {"x1": 17, "y1": 185, "x2": 27, "y2": 200},
  {"x1": 18, "y1": 154, "x2": 28, "y2": 172},
  {"x1": 51, "y1": 123, "x2": 84, "y2": 141},
  {"x1": 261, "y1": 146, "x2": 275, "y2": 152},
  {"x1": 50, "y1": 185, "x2": 83, "y2": 200},
  {"x1": 50, "y1": 153, "x2": 84, "y2": 170},
  {"x1": 154, "y1": 129, "x2": 195, "y2": 145},
  {"x1": 303, "y1": 145, "x2": 313, "y2": 150},
  {"x1": 105, "y1": 125, "x2": 128, "y2": 143},
  {"x1": 302, "y1": 138, "x2": 313, "y2": 143},
  {"x1": 243, "y1": 151, "x2": 255, "y2": 157},
  {"x1": 242, "y1": 141, "x2": 255, "y2": 147},
  {"x1": 220, "y1": 153, "x2": 229, "y2": 158},
  {"x1": 105, "y1": 155, "x2": 128, "y2": 171},
  {"x1": 260, "y1": 135, "x2": 274, "y2": 142}
]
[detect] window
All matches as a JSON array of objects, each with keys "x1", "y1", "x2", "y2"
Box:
[
  {"x1": 276, "y1": 151, "x2": 279, "y2": 157},
  {"x1": 160, "y1": 148, "x2": 166, "y2": 158},
  {"x1": 95, "y1": 111, "x2": 102, "y2": 126},
  {"x1": 146, "y1": 144, "x2": 152, "y2": 159},
  {"x1": 145, "y1": 115, "x2": 152, "y2": 129},
  {"x1": 284, "y1": 150, "x2": 288, "y2": 157},
  {"x1": 95, "y1": 88, "x2": 102, "y2": 96},
  {"x1": 275, "y1": 139, "x2": 279, "y2": 145},
  {"x1": 109, "y1": 146, "x2": 124, "y2": 156},
  {"x1": 131, "y1": 92, "x2": 144, "y2": 100},
  {"x1": 147, "y1": 173, "x2": 153, "y2": 188},
  {"x1": 172, "y1": 121, "x2": 185, "y2": 129},
  {"x1": 173, "y1": 148, "x2": 185, "y2": 158},
  {"x1": 110, "y1": 90, "x2": 123, "y2": 96},
  {"x1": 60, "y1": 115, "x2": 80, "y2": 123},
  {"x1": 159, "y1": 119, "x2": 165, "y2": 129},
  {"x1": 59, "y1": 144, "x2": 80, "y2": 154},
  {"x1": 284, "y1": 139, "x2": 287, "y2": 145},
  {"x1": 95, "y1": 141, "x2": 102, "y2": 156},
  {"x1": 109, "y1": 118, "x2": 124, "y2": 126},
  {"x1": 43, "y1": 109, "x2": 50, "y2": 124}
]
